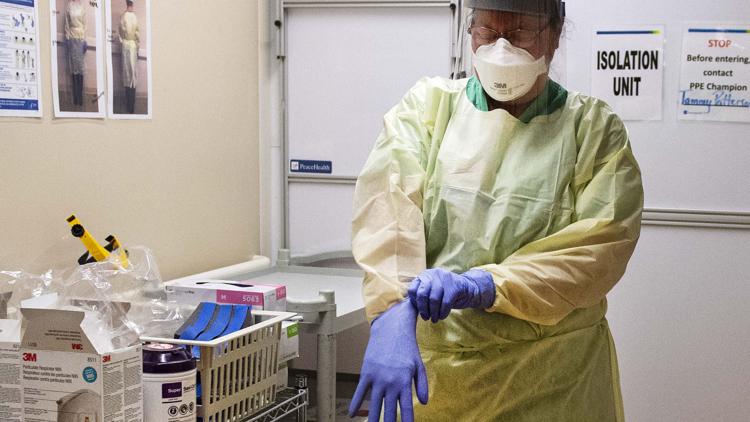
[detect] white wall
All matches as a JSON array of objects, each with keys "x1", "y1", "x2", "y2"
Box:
[{"x1": 608, "y1": 226, "x2": 750, "y2": 421}]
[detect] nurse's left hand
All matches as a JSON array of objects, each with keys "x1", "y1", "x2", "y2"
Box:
[
  {"x1": 348, "y1": 300, "x2": 428, "y2": 422},
  {"x1": 408, "y1": 268, "x2": 496, "y2": 322}
]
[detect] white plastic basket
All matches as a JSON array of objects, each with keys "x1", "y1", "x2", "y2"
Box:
[{"x1": 141, "y1": 310, "x2": 297, "y2": 421}]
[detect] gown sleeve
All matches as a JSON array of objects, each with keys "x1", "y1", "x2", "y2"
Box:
[{"x1": 352, "y1": 80, "x2": 436, "y2": 322}]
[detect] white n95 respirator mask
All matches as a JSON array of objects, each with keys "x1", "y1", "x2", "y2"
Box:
[{"x1": 472, "y1": 39, "x2": 549, "y2": 102}]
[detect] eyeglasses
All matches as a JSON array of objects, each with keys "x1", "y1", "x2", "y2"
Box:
[{"x1": 468, "y1": 24, "x2": 550, "y2": 48}]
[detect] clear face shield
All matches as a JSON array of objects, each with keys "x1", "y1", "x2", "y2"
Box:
[{"x1": 452, "y1": 0, "x2": 567, "y2": 86}]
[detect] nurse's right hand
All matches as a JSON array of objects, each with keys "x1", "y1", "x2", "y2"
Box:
[{"x1": 348, "y1": 300, "x2": 429, "y2": 422}]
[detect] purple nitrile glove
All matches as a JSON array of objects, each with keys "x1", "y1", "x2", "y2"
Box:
[
  {"x1": 408, "y1": 268, "x2": 496, "y2": 323},
  {"x1": 348, "y1": 300, "x2": 428, "y2": 422}
]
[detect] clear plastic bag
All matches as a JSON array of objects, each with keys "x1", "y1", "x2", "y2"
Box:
[{"x1": 0, "y1": 236, "x2": 186, "y2": 344}]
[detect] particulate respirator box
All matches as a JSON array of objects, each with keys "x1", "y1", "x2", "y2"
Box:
[
  {"x1": 165, "y1": 279, "x2": 287, "y2": 311},
  {"x1": 20, "y1": 308, "x2": 143, "y2": 422},
  {"x1": 0, "y1": 319, "x2": 22, "y2": 421}
]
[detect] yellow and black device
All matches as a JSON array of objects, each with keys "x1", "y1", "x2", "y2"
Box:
[
  {"x1": 104, "y1": 234, "x2": 130, "y2": 267},
  {"x1": 66, "y1": 215, "x2": 129, "y2": 267}
]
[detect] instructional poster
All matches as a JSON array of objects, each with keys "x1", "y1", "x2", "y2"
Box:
[
  {"x1": 50, "y1": 0, "x2": 106, "y2": 118},
  {"x1": 679, "y1": 23, "x2": 750, "y2": 123},
  {"x1": 0, "y1": 0, "x2": 42, "y2": 117},
  {"x1": 105, "y1": 0, "x2": 151, "y2": 119},
  {"x1": 591, "y1": 26, "x2": 665, "y2": 121}
]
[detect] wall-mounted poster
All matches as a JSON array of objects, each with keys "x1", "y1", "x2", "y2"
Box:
[
  {"x1": 679, "y1": 23, "x2": 750, "y2": 123},
  {"x1": 50, "y1": 0, "x2": 106, "y2": 118},
  {"x1": 105, "y1": 0, "x2": 150, "y2": 119},
  {"x1": 591, "y1": 26, "x2": 665, "y2": 121},
  {"x1": 0, "y1": 0, "x2": 42, "y2": 118}
]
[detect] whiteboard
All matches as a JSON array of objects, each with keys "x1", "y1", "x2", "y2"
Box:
[
  {"x1": 286, "y1": 6, "x2": 453, "y2": 177},
  {"x1": 285, "y1": 4, "x2": 453, "y2": 255},
  {"x1": 563, "y1": 0, "x2": 750, "y2": 212},
  {"x1": 289, "y1": 182, "x2": 354, "y2": 256}
]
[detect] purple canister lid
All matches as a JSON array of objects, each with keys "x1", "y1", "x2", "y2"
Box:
[{"x1": 143, "y1": 343, "x2": 197, "y2": 374}]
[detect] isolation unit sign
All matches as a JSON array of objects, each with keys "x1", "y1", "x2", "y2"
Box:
[{"x1": 591, "y1": 26, "x2": 665, "y2": 121}]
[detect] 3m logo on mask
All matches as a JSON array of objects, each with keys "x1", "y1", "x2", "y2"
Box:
[{"x1": 493, "y1": 82, "x2": 508, "y2": 89}]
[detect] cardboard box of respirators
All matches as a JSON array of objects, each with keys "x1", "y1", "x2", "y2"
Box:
[
  {"x1": 20, "y1": 308, "x2": 143, "y2": 422},
  {"x1": 0, "y1": 319, "x2": 22, "y2": 421}
]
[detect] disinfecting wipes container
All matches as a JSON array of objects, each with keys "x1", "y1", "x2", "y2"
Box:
[{"x1": 143, "y1": 343, "x2": 197, "y2": 422}]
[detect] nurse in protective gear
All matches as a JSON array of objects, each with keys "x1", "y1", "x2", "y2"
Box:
[
  {"x1": 348, "y1": 0, "x2": 643, "y2": 421},
  {"x1": 119, "y1": 0, "x2": 140, "y2": 114},
  {"x1": 65, "y1": 0, "x2": 87, "y2": 107}
]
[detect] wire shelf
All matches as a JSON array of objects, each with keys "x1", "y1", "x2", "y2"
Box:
[{"x1": 244, "y1": 388, "x2": 309, "y2": 422}]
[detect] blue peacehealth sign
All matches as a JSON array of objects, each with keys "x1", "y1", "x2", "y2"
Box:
[{"x1": 290, "y1": 160, "x2": 333, "y2": 174}]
